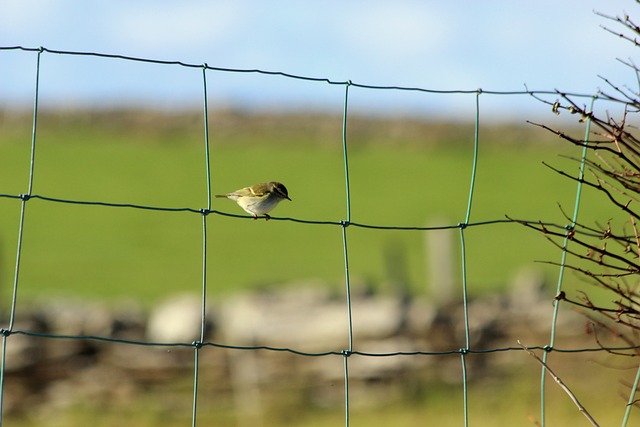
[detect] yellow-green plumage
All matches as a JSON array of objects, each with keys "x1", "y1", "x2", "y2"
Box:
[{"x1": 215, "y1": 181, "x2": 291, "y2": 220}]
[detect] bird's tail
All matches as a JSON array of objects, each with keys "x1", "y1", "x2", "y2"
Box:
[{"x1": 214, "y1": 194, "x2": 228, "y2": 198}]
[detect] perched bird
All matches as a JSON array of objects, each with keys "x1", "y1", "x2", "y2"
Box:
[{"x1": 215, "y1": 181, "x2": 291, "y2": 220}]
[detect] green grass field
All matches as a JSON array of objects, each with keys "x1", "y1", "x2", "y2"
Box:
[{"x1": 0, "y1": 110, "x2": 621, "y2": 305}]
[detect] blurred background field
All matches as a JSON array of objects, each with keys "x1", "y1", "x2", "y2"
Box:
[
  {"x1": 2, "y1": 108, "x2": 637, "y2": 427},
  {"x1": 0, "y1": 109, "x2": 609, "y2": 304}
]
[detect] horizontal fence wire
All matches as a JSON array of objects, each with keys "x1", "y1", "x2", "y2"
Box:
[
  {"x1": 3, "y1": 329, "x2": 640, "y2": 357},
  {"x1": 0, "y1": 45, "x2": 607, "y2": 98},
  {"x1": 1, "y1": 45, "x2": 639, "y2": 427},
  {"x1": 0, "y1": 192, "x2": 614, "y2": 233}
]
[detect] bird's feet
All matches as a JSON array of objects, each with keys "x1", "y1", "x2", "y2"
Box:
[{"x1": 251, "y1": 214, "x2": 271, "y2": 220}]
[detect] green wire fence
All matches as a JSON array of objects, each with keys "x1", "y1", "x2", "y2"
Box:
[{"x1": 1, "y1": 45, "x2": 640, "y2": 427}]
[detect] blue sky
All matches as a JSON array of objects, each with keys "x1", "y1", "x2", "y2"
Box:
[{"x1": 0, "y1": 1, "x2": 637, "y2": 119}]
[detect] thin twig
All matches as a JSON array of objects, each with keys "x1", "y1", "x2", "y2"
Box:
[
  {"x1": 518, "y1": 341, "x2": 600, "y2": 427},
  {"x1": 631, "y1": 213, "x2": 640, "y2": 266}
]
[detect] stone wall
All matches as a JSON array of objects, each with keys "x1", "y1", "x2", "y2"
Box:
[{"x1": 2, "y1": 274, "x2": 586, "y2": 417}]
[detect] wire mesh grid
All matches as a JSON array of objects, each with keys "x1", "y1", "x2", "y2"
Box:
[{"x1": 1, "y1": 45, "x2": 640, "y2": 426}]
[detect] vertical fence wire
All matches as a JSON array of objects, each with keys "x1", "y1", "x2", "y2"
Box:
[
  {"x1": 458, "y1": 226, "x2": 470, "y2": 427},
  {"x1": 342, "y1": 80, "x2": 353, "y2": 225},
  {"x1": 622, "y1": 363, "x2": 640, "y2": 427},
  {"x1": 9, "y1": 47, "x2": 42, "y2": 331},
  {"x1": 464, "y1": 90, "x2": 482, "y2": 227},
  {"x1": 192, "y1": 341, "x2": 201, "y2": 427},
  {"x1": 202, "y1": 65, "x2": 213, "y2": 212},
  {"x1": 340, "y1": 80, "x2": 353, "y2": 427},
  {"x1": 0, "y1": 47, "x2": 43, "y2": 427},
  {"x1": 0, "y1": 334, "x2": 6, "y2": 427},
  {"x1": 540, "y1": 96, "x2": 596, "y2": 427},
  {"x1": 191, "y1": 64, "x2": 214, "y2": 427},
  {"x1": 191, "y1": 210, "x2": 208, "y2": 427},
  {"x1": 26, "y1": 49, "x2": 42, "y2": 198},
  {"x1": 457, "y1": 89, "x2": 482, "y2": 427}
]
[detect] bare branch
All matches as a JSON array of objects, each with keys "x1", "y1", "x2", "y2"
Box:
[
  {"x1": 542, "y1": 162, "x2": 640, "y2": 222},
  {"x1": 523, "y1": 4, "x2": 640, "y2": 387},
  {"x1": 556, "y1": 291, "x2": 640, "y2": 318},
  {"x1": 630, "y1": 213, "x2": 640, "y2": 265},
  {"x1": 588, "y1": 320, "x2": 640, "y2": 356},
  {"x1": 518, "y1": 341, "x2": 600, "y2": 426}
]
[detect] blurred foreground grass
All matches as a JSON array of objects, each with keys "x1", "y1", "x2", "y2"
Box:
[
  {"x1": 0, "y1": 109, "x2": 622, "y2": 304},
  {"x1": 6, "y1": 356, "x2": 637, "y2": 427}
]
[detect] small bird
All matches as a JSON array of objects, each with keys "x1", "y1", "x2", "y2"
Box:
[{"x1": 215, "y1": 181, "x2": 291, "y2": 220}]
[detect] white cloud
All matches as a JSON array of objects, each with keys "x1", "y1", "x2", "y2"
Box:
[
  {"x1": 0, "y1": 1, "x2": 71, "y2": 45},
  {"x1": 340, "y1": 3, "x2": 449, "y2": 62},
  {"x1": 110, "y1": 2, "x2": 247, "y2": 53}
]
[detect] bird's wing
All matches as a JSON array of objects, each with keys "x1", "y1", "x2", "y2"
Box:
[
  {"x1": 218, "y1": 183, "x2": 270, "y2": 198},
  {"x1": 247, "y1": 183, "x2": 270, "y2": 197}
]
